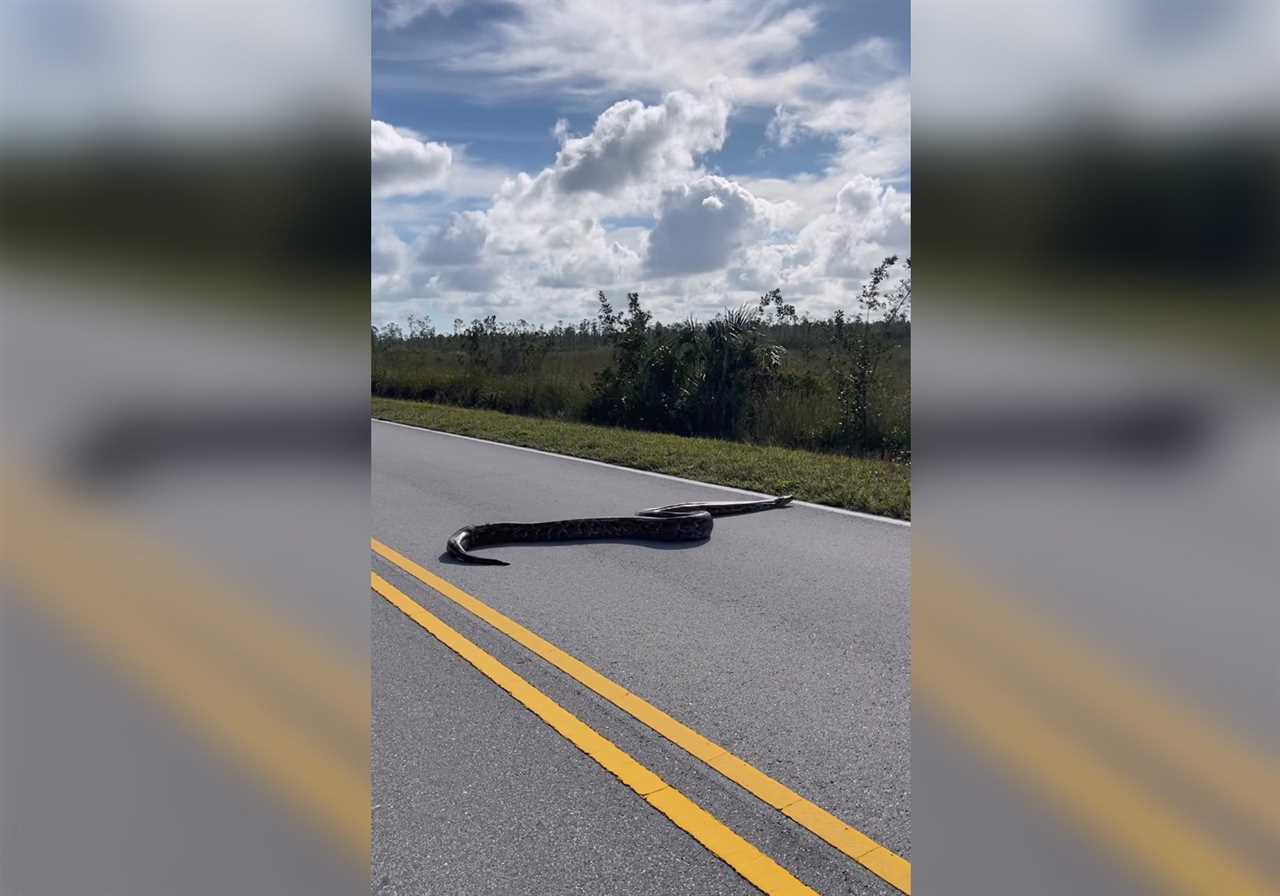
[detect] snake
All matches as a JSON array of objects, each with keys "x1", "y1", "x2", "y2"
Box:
[{"x1": 446, "y1": 495, "x2": 794, "y2": 566}]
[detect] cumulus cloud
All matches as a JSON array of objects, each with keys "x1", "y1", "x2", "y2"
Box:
[
  {"x1": 725, "y1": 241, "x2": 815, "y2": 293},
  {"x1": 372, "y1": 124, "x2": 909, "y2": 325},
  {"x1": 406, "y1": 211, "x2": 503, "y2": 294},
  {"x1": 372, "y1": 224, "x2": 407, "y2": 276},
  {"x1": 551, "y1": 91, "x2": 730, "y2": 195},
  {"x1": 371, "y1": 223, "x2": 414, "y2": 298},
  {"x1": 535, "y1": 219, "x2": 641, "y2": 288},
  {"x1": 418, "y1": 211, "x2": 490, "y2": 265},
  {"x1": 427, "y1": 264, "x2": 502, "y2": 294},
  {"x1": 721, "y1": 174, "x2": 909, "y2": 309},
  {"x1": 448, "y1": 90, "x2": 731, "y2": 269},
  {"x1": 371, "y1": 119, "x2": 452, "y2": 199},
  {"x1": 371, "y1": 1, "x2": 912, "y2": 328},
  {"x1": 834, "y1": 175, "x2": 910, "y2": 238},
  {"x1": 843, "y1": 177, "x2": 909, "y2": 235},
  {"x1": 372, "y1": 212, "x2": 500, "y2": 301},
  {"x1": 479, "y1": 89, "x2": 731, "y2": 237},
  {"x1": 645, "y1": 176, "x2": 776, "y2": 277},
  {"x1": 800, "y1": 175, "x2": 910, "y2": 281}
]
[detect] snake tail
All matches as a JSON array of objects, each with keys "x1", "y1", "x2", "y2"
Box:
[{"x1": 638, "y1": 494, "x2": 794, "y2": 517}]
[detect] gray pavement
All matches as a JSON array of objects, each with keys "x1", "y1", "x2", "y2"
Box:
[
  {"x1": 911, "y1": 315, "x2": 1280, "y2": 895},
  {"x1": 1, "y1": 289, "x2": 369, "y2": 896},
  {"x1": 371, "y1": 419, "x2": 911, "y2": 894}
]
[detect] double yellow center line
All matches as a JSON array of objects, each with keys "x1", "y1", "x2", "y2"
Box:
[
  {"x1": 373, "y1": 571, "x2": 819, "y2": 895},
  {"x1": 2, "y1": 475, "x2": 369, "y2": 862},
  {"x1": 371, "y1": 538, "x2": 910, "y2": 895},
  {"x1": 913, "y1": 548, "x2": 1280, "y2": 896}
]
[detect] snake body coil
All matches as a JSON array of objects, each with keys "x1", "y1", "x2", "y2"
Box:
[{"x1": 446, "y1": 495, "x2": 793, "y2": 566}]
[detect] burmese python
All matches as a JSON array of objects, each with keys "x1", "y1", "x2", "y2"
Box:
[{"x1": 446, "y1": 495, "x2": 793, "y2": 566}]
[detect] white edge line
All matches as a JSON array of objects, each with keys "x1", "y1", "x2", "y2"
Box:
[{"x1": 373, "y1": 417, "x2": 910, "y2": 527}]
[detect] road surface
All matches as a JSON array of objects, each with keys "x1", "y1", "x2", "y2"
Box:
[
  {"x1": 1, "y1": 291, "x2": 370, "y2": 896},
  {"x1": 371, "y1": 419, "x2": 912, "y2": 895},
  {"x1": 911, "y1": 315, "x2": 1280, "y2": 895}
]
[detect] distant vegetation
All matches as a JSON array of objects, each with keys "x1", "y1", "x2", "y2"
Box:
[{"x1": 373, "y1": 256, "x2": 910, "y2": 460}]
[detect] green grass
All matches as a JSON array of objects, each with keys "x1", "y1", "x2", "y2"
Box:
[{"x1": 374, "y1": 397, "x2": 910, "y2": 520}]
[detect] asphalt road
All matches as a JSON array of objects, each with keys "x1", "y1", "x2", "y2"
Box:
[
  {"x1": 371, "y1": 419, "x2": 911, "y2": 895},
  {"x1": 911, "y1": 316, "x2": 1280, "y2": 895},
  {"x1": 2, "y1": 291, "x2": 369, "y2": 896}
]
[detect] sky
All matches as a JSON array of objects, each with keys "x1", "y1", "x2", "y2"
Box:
[{"x1": 371, "y1": 0, "x2": 911, "y2": 330}]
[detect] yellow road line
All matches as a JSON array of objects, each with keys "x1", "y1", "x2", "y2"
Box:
[
  {"x1": 915, "y1": 550, "x2": 1280, "y2": 843},
  {"x1": 3, "y1": 532, "x2": 370, "y2": 861},
  {"x1": 915, "y1": 628, "x2": 1275, "y2": 896},
  {"x1": 371, "y1": 538, "x2": 910, "y2": 893},
  {"x1": 370, "y1": 572, "x2": 817, "y2": 896},
  {"x1": 4, "y1": 475, "x2": 367, "y2": 753}
]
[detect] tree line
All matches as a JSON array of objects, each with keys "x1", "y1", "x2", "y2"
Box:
[{"x1": 373, "y1": 256, "x2": 910, "y2": 459}]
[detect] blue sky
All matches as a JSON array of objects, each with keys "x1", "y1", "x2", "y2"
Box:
[{"x1": 372, "y1": 0, "x2": 911, "y2": 328}]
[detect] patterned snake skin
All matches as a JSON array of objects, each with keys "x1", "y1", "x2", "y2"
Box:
[{"x1": 446, "y1": 495, "x2": 794, "y2": 566}]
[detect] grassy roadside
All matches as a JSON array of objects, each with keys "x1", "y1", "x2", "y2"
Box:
[{"x1": 373, "y1": 397, "x2": 910, "y2": 521}]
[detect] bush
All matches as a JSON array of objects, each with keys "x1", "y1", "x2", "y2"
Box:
[{"x1": 585, "y1": 293, "x2": 784, "y2": 441}]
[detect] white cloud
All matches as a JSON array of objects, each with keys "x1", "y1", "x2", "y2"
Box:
[
  {"x1": 794, "y1": 175, "x2": 910, "y2": 281},
  {"x1": 432, "y1": 0, "x2": 821, "y2": 107},
  {"x1": 373, "y1": 211, "x2": 499, "y2": 301},
  {"x1": 725, "y1": 241, "x2": 815, "y2": 293},
  {"x1": 722, "y1": 174, "x2": 909, "y2": 314},
  {"x1": 535, "y1": 220, "x2": 641, "y2": 288},
  {"x1": 442, "y1": 89, "x2": 732, "y2": 270},
  {"x1": 371, "y1": 2, "x2": 913, "y2": 328},
  {"x1": 371, "y1": 119, "x2": 453, "y2": 199},
  {"x1": 418, "y1": 211, "x2": 490, "y2": 265},
  {"x1": 645, "y1": 176, "x2": 777, "y2": 277},
  {"x1": 442, "y1": 151, "x2": 518, "y2": 201},
  {"x1": 372, "y1": 112, "x2": 911, "y2": 325},
  {"x1": 427, "y1": 264, "x2": 503, "y2": 294},
  {"x1": 388, "y1": 211, "x2": 503, "y2": 295},
  {"x1": 372, "y1": 223, "x2": 408, "y2": 275},
  {"x1": 371, "y1": 223, "x2": 412, "y2": 296},
  {"x1": 551, "y1": 90, "x2": 730, "y2": 194},
  {"x1": 766, "y1": 68, "x2": 911, "y2": 182},
  {"x1": 474, "y1": 88, "x2": 731, "y2": 241},
  {"x1": 834, "y1": 175, "x2": 910, "y2": 236}
]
